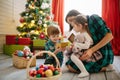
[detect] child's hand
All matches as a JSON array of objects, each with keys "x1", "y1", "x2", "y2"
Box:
[
  {"x1": 61, "y1": 47, "x2": 66, "y2": 52},
  {"x1": 39, "y1": 53, "x2": 43, "y2": 56},
  {"x1": 54, "y1": 48, "x2": 63, "y2": 54}
]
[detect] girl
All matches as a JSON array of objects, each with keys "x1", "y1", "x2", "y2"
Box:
[
  {"x1": 66, "y1": 13, "x2": 114, "y2": 74},
  {"x1": 69, "y1": 15, "x2": 103, "y2": 77}
]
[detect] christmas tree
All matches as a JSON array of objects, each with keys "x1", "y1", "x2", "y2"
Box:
[{"x1": 17, "y1": 0, "x2": 53, "y2": 40}]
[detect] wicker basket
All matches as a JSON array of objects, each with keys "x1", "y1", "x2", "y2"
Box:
[
  {"x1": 12, "y1": 54, "x2": 36, "y2": 69},
  {"x1": 27, "y1": 51, "x2": 62, "y2": 80}
]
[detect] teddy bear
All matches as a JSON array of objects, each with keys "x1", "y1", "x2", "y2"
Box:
[{"x1": 65, "y1": 33, "x2": 103, "y2": 62}]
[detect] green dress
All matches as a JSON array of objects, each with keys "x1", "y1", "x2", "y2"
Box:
[
  {"x1": 66, "y1": 14, "x2": 114, "y2": 73},
  {"x1": 44, "y1": 39, "x2": 63, "y2": 67}
]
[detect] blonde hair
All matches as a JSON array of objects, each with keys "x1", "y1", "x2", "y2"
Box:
[{"x1": 47, "y1": 25, "x2": 60, "y2": 37}]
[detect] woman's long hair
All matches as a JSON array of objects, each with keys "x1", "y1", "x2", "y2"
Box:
[{"x1": 65, "y1": 10, "x2": 81, "y2": 31}]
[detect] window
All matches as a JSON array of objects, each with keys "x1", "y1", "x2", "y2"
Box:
[{"x1": 64, "y1": 0, "x2": 102, "y2": 32}]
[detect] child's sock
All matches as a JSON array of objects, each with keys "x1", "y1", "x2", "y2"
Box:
[
  {"x1": 71, "y1": 54, "x2": 89, "y2": 78},
  {"x1": 78, "y1": 72, "x2": 89, "y2": 78},
  {"x1": 106, "y1": 64, "x2": 114, "y2": 71},
  {"x1": 100, "y1": 64, "x2": 114, "y2": 72},
  {"x1": 61, "y1": 65, "x2": 69, "y2": 73}
]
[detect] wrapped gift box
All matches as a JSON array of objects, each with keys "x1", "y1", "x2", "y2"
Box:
[
  {"x1": 18, "y1": 38, "x2": 31, "y2": 45},
  {"x1": 3, "y1": 44, "x2": 30, "y2": 56},
  {"x1": 6, "y1": 35, "x2": 17, "y2": 45},
  {"x1": 33, "y1": 39, "x2": 46, "y2": 47},
  {"x1": 32, "y1": 39, "x2": 46, "y2": 59}
]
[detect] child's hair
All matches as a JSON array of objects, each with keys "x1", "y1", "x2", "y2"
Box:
[
  {"x1": 65, "y1": 9, "x2": 81, "y2": 31},
  {"x1": 73, "y1": 15, "x2": 91, "y2": 36},
  {"x1": 47, "y1": 26, "x2": 60, "y2": 37}
]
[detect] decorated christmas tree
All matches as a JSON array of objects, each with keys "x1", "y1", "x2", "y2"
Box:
[{"x1": 17, "y1": 0, "x2": 54, "y2": 40}]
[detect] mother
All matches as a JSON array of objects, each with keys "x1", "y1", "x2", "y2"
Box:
[{"x1": 65, "y1": 9, "x2": 114, "y2": 73}]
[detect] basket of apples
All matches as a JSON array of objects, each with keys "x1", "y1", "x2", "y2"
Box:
[{"x1": 27, "y1": 51, "x2": 62, "y2": 80}]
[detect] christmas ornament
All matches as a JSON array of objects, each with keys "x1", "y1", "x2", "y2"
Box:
[
  {"x1": 31, "y1": 20, "x2": 35, "y2": 24},
  {"x1": 44, "y1": 69, "x2": 53, "y2": 77},
  {"x1": 26, "y1": 33, "x2": 30, "y2": 37},
  {"x1": 36, "y1": 74, "x2": 41, "y2": 78},
  {"x1": 17, "y1": 51, "x2": 24, "y2": 57},
  {"x1": 38, "y1": 19, "x2": 42, "y2": 25},
  {"x1": 29, "y1": 64, "x2": 61, "y2": 78},
  {"x1": 17, "y1": 0, "x2": 52, "y2": 40},
  {"x1": 41, "y1": 2, "x2": 49, "y2": 9},
  {"x1": 43, "y1": 24, "x2": 47, "y2": 27},
  {"x1": 36, "y1": 66, "x2": 39, "y2": 70},
  {"x1": 48, "y1": 65, "x2": 55, "y2": 71},
  {"x1": 41, "y1": 72, "x2": 45, "y2": 77},
  {"x1": 37, "y1": 68, "x2": 44, "y2": 74},
  {"x1": 39, "y1": 32, "x2": 45, "y2": 39},
  {"x1": 46, "y1": 15, "x2": 50, "y2": 20},
  {"x1": 19, "y1": 17, "x2": 25, "y2": 23},
  {"x1": 53, "y1": 70, "x2": 59, "y2": 75}
]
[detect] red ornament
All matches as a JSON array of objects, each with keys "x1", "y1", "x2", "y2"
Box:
[
  {"x1": 29, "y1": 70, "x2": 34, "y2": 77},
  {"x1": 41, "y1": 72, "x2": 46, "y2": 77},
  {"x1": 46, "y1": 16, "x2": 50, "y2": 20},
  {"x1": 39, "y1": 32, "x2": 45, "y2": 39},
  {"x1": 48, "y1": 65, "x2": 55, "y2": 71},
  {"x1": 39, "y1": 64, "x2": 44, "y2": 68},
  {"x1": 37, "y1": 68, "x2": 44, "y2": 74},
  {"x1": 19, "y1": 17, "x2": 25, "y2": 23}
]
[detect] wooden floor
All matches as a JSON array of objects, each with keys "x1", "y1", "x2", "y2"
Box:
[{"x1": 0, "y1": 54, "x2": 120, "y2": 80}]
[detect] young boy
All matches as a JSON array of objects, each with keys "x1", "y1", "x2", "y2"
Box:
[{"x1": 44, "y1": 25, "x2": 63, "y2": 67}]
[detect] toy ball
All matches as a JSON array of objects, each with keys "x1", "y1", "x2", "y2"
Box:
[
  {"x1": 17, "y1": 51, "x2": 24, "y2": 57},
  {"x1": 45, "y1": 69, "x2": 53, "y2": 77}
]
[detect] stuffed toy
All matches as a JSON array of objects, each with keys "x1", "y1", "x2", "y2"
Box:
[{"x1": 65, "y1": 34, "x2": 103, "y2": 62}]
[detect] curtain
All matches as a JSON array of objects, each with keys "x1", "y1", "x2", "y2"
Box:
[
  {"x1": 52, "y1": 0, "x2": 64, "y2": 34},
  {"x1": 102, "y1": 0, "x2": 120, "y2": 55}
]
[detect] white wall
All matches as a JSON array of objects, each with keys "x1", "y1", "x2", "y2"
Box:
[
  {"x1": 64, "y1": 0, "x2": 102, "y2": 32},
  {"x1": 0, "y1": 0, "x2": 26, "y2": 34},
  {"x1": 0, "y1": 0, "x2": 26, "y2": 53}
]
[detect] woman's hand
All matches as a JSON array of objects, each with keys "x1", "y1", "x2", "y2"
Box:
[{"x1": 79, "y1": 49, "x2": 93, "y2": 61}]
